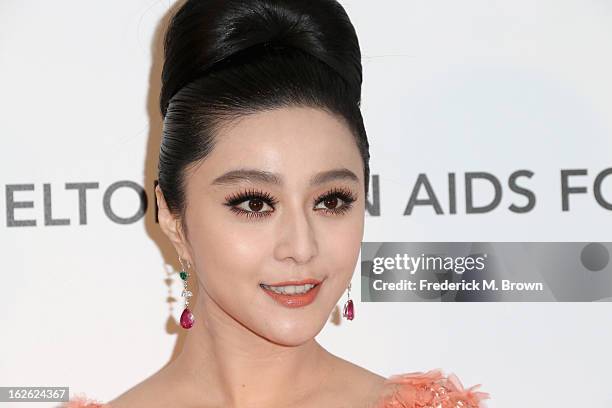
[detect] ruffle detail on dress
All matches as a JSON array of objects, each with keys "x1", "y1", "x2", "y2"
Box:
[
  {"x1": 374, "y1": 368, "x2": 490, "y2": 408},
  {"x1": 60, "y1": 393, "x2": 109, "y2": 408}
]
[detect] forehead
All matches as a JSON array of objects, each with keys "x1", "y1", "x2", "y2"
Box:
[{"x1": 188, "y1": 106, "x2": 363, "y2": 188}]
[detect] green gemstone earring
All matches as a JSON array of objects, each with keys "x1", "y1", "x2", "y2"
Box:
[{"x1": 178, "y1": 256, "x2": 194, "y2": 329}]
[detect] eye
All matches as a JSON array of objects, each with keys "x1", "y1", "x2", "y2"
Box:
[
  {"x1": 224, "y1": 188, "x2": 277, "y2": 220},
  {"x1": 313, "y1": 187, "x2": 357, "y2": 216},
  {"x1": 223, "y1": 187, "x2": 357, "y2": 220}
]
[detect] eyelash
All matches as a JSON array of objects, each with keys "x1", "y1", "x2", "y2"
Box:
[{"x1": 223, "y1": 187, "x2": 357, "y2": 220}]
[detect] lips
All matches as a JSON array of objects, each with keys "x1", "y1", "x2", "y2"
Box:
[
  {"x1": 259, "y1": 279, "x2": 323, "y2": 308},
  {"x1": 261, "y1": 278, "x2": 322, "y2": 287}
]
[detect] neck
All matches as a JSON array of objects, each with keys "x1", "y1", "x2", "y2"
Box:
[{"x1": 167, "y1": 288, "x2": 332, "y2": 408}]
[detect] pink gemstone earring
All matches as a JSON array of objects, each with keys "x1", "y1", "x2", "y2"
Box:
[
  {"x1": 342, "y1": 282, "x2": 354, "y2": 321},
  {"x1": 178, "y1": 256, "x2": 195, "y2": 329}
]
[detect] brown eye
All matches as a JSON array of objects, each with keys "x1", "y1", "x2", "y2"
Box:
[
  {"x1": 323, "y1": 196, "x2": 339, "y2": 209},
  {"x1": 314, "y1": 195, "x2": 347, "y2": 213},
  {"x1": 235, "y1": 197, "x2": 273, "y2": 214},
  {"x1": 247, "y1": 198, "x2": 264, "y2": 212},
  {"x1": 313, "y1": 187, "x2": 357, "y2": 216},
  {"x1": 224, "y1": 189, "x2": 277, "y2": 219}
]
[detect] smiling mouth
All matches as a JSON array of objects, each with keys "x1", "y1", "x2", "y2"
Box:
[
  {"x1": 259, "y1": 282, "x2": 320, "y2": 295},
  {"x1": 259, "y1": 280, "x2": 323, "y2": 308}
]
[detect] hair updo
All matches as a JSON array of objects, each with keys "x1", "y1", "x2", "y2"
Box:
[{"x1": 158, "y1": 0, "x2": 371, "y2": 226}]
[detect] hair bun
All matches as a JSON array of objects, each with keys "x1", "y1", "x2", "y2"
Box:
[{"x1": 160, "y1": 0, "x2": 362, "y2": 117}]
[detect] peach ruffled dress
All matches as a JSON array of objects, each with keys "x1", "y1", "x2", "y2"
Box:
[{"x1": 61, "y1": 368, "x2": 490, "y2": 408}]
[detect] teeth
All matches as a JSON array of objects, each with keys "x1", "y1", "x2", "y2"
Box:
[{"x1": 262, "y1": 283, "x2": 316, "y2": 295}]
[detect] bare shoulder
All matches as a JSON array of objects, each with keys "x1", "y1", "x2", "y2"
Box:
[
  {"x1": 323, "y1": 352, "x2": 388, "y2": 405},
  {"x1": 106, "y1": 368, "x2": 178, "y2": 408},
  {"x1": 106, "y1": 382, "x2": 160, "y2": 408}
]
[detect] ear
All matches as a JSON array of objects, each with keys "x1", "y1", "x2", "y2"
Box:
[{"x1": 155, "y1": 185, "x2": 192, "y2": 263}]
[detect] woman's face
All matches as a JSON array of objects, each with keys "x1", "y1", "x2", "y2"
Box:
[{"x1": 160, "y1": 106, "x2": 365, "y2": 346}]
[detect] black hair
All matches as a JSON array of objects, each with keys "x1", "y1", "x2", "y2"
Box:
[{"x1": 158, "y1": 0, "x2": 370, "y2": 227}]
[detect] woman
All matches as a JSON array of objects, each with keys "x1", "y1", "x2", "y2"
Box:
[{"x1": 64, "y1": 0, "x2": 489, "y2": 406}]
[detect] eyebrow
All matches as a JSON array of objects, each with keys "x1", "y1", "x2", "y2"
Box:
[{"x1": 211, "y1": 167, "x2": 360, "y2": 187}]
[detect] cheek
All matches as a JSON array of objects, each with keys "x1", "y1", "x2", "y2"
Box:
[
  {"x1": 188, "y1": 216, "x2": 269, "y2": 284},
  {"x1": 319, "y1": 213, "x2": 364, "y2": 280}
]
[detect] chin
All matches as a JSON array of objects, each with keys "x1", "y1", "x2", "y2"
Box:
[
  {"x1": 262, "y1": 319, "x2": 325, "y2": 347},
  {"x1": 266, "y1": 332, "x2": 315, "y2": 347}
]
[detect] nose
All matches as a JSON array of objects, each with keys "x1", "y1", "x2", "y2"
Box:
[{"x1": 273, "y1": 202, "x2": 318, "y2": 264}]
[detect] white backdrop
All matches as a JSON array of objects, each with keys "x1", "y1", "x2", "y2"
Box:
[{"x1": 1, "y1": 1, "x2": 611, "y2": 407}]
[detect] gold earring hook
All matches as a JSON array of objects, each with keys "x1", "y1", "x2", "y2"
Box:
[{"x1": 178, "y1": 256, "x2": 189, "y2": 271}]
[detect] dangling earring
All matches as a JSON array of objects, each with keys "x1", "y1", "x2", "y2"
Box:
[
  {"x1": 342, "y1": 282, "x2": 354, "y2": 321},
  {"x1": 178, "y1": 256, "x2": 194, "y2": 329}
]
